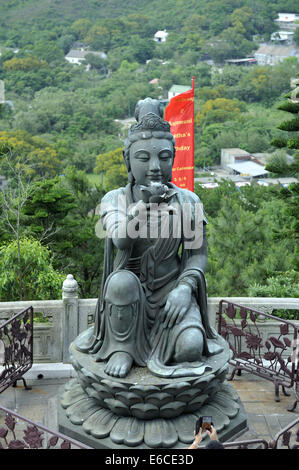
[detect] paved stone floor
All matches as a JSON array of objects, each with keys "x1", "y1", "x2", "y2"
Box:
[{"x1": 0, "y1": 371, "x2": 298, "y2": 449}]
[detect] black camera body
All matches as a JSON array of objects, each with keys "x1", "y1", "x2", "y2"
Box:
[{"x1": 195, "y1": 416, "x2": 213, "y2": 434}]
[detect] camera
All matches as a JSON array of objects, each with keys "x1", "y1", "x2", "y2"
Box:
[{"x1": 195, "y1": 416, "x2": 213, "y2": 434}]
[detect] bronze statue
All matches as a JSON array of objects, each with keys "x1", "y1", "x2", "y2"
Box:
[
  {"x1": 60, "y1": 98, "x2": 245, "y2": 449},
  {"x1": 75, "y1": 98, "x2": 223, "y2": 378}
]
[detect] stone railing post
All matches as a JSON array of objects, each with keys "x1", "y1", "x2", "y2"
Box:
[{"x1": 62, "y1": 274, "x2": 79, "y2": 363}]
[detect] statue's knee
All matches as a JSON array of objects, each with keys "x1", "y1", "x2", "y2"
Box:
[
  {"x1": 174, "y1": 328, "x2": 203, "y2": 363},
  {"x1": 105, "y1": 270, "x2": 141, "y2": 306},
  {"x1": 104, "y1": 270, "x2": 142, "y2": 334}
]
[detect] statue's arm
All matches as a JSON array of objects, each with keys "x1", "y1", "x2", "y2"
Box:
[{"x1": 100, "y1": 190, "x2": 144, "y2": 251}]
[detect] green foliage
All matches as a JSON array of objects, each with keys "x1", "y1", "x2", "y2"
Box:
[
  {"x1": 248, "y1": 270, "x2": 299, "y2": 320},
  {"x1": 95, "y1": 147, "x2": 128, "y2": 190},
  {"x1": 0, "y1": 237, "x2": 65, "y2": 301},
  {"x1": 195, "y1": 181, "x2": 296, "y2": 298}
]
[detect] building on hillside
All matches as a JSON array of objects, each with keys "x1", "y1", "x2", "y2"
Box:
[
  {"x1": 221, "y1": 148, "x2": 268, "y2": 180},
  {"x1": 225, "y1": 58, "x2": 257, "y2": 66},
  {"x1": 271, "y1": 31, "x2": 294, "y2": 44},
  {"x1": 65, "y1": 49, "x2": 107, "y2": 65},
  {"x1": 254, "y1": 44, "x2": 299, "y2": 65},
  {"x1": 168, "y1": 84, "x2": 192, "y2": 100},
  {"x1": 275, "y1": 13, "x2": 299, "y2": 31},
  {"x1": 154, "y1": 30, "x2": 169, "y2": 43}
]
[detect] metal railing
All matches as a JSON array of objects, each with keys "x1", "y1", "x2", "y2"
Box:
[
  {"x1": 0, "y1": 405, "x2": 92, "y2": 449},
  {"x1": 0, "y1": 306, "x2": 34, "y2": 393},
  {"x1": 222, "y1": 417, "x2": 299, "y2": 449},
  {"x1": 218, "y1": 300, "x2": 298, "y2": 405}
]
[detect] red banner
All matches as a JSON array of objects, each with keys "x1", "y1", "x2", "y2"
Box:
[{"x1": 165, "y1": 78, "x2": 195, "y2": 192}]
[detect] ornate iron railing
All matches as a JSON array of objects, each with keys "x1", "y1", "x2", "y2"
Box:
[
  {"x1": 223, "y1": 438, "x2": 269, "y2": 449},
  {"x1": 218, "y1": 300, "x2": 298, "y2": 404},
  {"x1": 268, "y1": 416, "x2": 299, "y2": 449},
  {"x1": 223, "y1": 417, "x2": 299, "y2": 449},
  {"x1": 0, "y1": 307, "x2": 34, "y2": 393},
  {"x1": 0, "y1": 405, "x2": 92, "y2": 449}
]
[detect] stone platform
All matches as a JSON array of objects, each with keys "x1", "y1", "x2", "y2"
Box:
[
  {"x1": 57, "y1": 337, "x2": 247, "y2": 449},
  {"x1": 58, "y1": 379, "x2": 247, "y2": 449}
]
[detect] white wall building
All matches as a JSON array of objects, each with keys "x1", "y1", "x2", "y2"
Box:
[
  {"x1": 275, "y1": 13, "x2": 299, "y2": 31},
  {"x1": 254, "y1": 44, "x2": 299, "y2": 65},
  {"x1": 154, "y1": 30, "x2": 169, "y2": 43},
  {"x1": 65, "y1": 49, "x2": 107, "y2": 65},
  {"x1": 168, "y1": 84, "x2": 192, "y2": 100}
]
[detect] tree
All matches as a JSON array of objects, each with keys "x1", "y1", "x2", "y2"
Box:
[
  {"x1": 195, "y1": 97, "x2": 246, "y2": 128},
  {"x1": 95, "y1": 147, "x2": 127, "y2": 190},
  {"x1": 270, "y1": 80, "x2": 299, "y2": 154},
  {"x1": 56, "y1": 167, "x2": 105, "y2": 298},
  {"x1": 70, "y1": 18, "x2": 93, "y2": 40},
  {"x1": 0, "y1": 237, "x2": 65, "y2": 301},
  {"x1": 0, "y1": 130, "x2": 61, "y2": 178}
]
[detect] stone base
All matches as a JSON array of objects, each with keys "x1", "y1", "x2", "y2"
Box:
[{"x1": 57, "y1": 380, "x2": 247, "y2": 449}]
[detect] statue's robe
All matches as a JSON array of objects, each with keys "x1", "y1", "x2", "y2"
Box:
[{"x1": 76, "y1": 183, "x2": 221, "y2": 378}]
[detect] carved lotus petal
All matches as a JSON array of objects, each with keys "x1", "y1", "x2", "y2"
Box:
[
  {"x1": 162, "y1": 382, "x2": 190, "y2": 396},
  {"x1": 85, "y1": 387, "x2": 106, "y2": 406},
  {"x1": 64, "y1": 378, "x2": 78, "y2": 391},
  {"x1": 212, "y1": 391, "x2": 239, "y2": 418},
  {"x1": 144, "y1": 419, "x2": 178, "y2": 448},
  {"x1": 61, "y1": 384, "x2": 87, "y2": 408},
  {"x1": 172, "y1": 413, "x2": 200, "y2": 444},
  {"x1": 129, "y1": 385, "x2": 160, "y2": 397},
  {"x1": 110, "y1": 417, "x2": 144, "y2": 447},
  {"x1": 91, "y1": 382, "x2": 112, "y2": 399},
  {"x1": 83, "y1": 408, "x2": 119, "y2": 438},
  {"x1": 193, "y1": 374, "x2": 215, "y2": 387},
  {"x1": 130, "y1": 403, "x2": 159, "y2": 419},
  {"x1": 104, "y1": 398, "x2": 131, "y2": 417},
  {"x1": 115, "y1": 391, "x2": 141, "y2": 407},
  {"x1": 81, "y1": 367, "x2": 99, "y2": 383},
  {"x1": 146, "y1": 392, "x2": 172, "y2": 407},
  {"x1": 220, "y1": 382, "x2": 239, "y2": 401},
  {"x1": 101, "y1": 379, "x2": 128, "y2": 394},
  {"x1": 176, "y1": 388, "x2": 200, "y2": 403},
  {"x1": 66, "y1": 398, "x2": 100, "y2": 425},
  {"x1": 77, "y1": 370, "x2": 91, "y2": 388},
  {"x1": 159, "y1": 401, "x2": 185, "y2": 418},
  {"x1": 186, "y1": 394, "x2": 209, "y2": 412}
]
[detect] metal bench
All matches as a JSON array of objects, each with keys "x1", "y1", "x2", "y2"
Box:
[{"x1": 218, "y1": 300, "x2": 298, "y2": 406}]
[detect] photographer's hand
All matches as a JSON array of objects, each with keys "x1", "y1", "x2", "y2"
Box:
[
  {"x1": 206, "y1": 425, "x2": 218, "y2": 441},
  {"x1": 188, "y1": 429, "x2": 203, "y2": 449}
]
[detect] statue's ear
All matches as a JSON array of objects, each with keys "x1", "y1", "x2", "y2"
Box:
[{"x1": 123, "y1": 149, "x2": 130, "y2": 171}]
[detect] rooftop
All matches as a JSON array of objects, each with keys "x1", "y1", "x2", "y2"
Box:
[
  {"x1": 227, "y1": 161, "x2": 268, "y2": 177},
  {"x1": 255, "y1": 44, "x2": 299, "y2": 56},
  {"x1": 222, "y1": 148, "x2": 251, "y2": 156},
  {"x1": 168, "y1": 84, "x2": 192, "y2": 94},
  {"x1": 65, "y1": 49, "x2": 107, "y2": 59}
]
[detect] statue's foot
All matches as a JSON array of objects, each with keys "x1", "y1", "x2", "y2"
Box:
[{"x1": 104, "y1": 352, "x2": 133, "y2": 378}]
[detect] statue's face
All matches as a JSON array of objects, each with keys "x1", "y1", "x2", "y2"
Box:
[{"x1": 129, "y1": 137, "x2": 173, "y2": 185}]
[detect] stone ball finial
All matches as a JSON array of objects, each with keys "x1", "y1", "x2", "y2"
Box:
[{"x1": 62, "y1": 274, "x2": 78, "y2": 295}]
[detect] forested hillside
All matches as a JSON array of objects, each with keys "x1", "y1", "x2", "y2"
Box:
[{"x1": 0, "y1": 0, "x2": 298, "y2": 310}]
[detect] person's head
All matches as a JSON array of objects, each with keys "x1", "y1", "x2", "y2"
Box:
[
  {"x1": 205, "y1": 440, "x2": 225, "y2": 450},
  {"x1": 123, "y1": 98, "x2": 176, "y2": 185}
]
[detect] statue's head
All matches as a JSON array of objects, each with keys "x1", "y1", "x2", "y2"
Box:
[{"x1": 123, "y1": 98, "x2": 176, "y2": 186}]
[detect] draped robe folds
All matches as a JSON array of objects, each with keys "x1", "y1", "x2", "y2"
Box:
[{"x1": 76, "y1": 183, "x2": 221, "y2": 378}]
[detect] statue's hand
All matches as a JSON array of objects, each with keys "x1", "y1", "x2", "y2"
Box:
[{"x1": 163, "y1": 284, "x2": 192, "y2": 329}]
